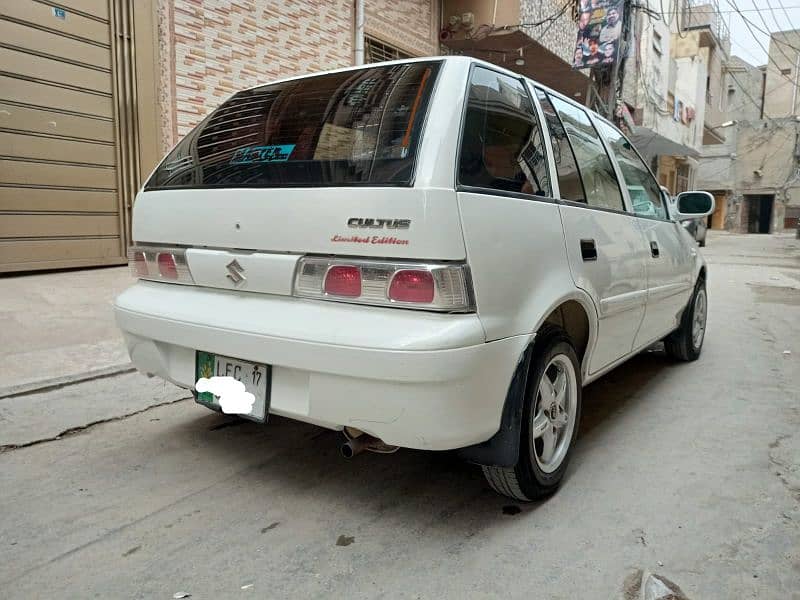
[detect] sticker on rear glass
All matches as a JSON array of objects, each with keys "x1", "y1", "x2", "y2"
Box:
[{"x1": 230, "y1": 144, "x2": 295, "y2": 164}]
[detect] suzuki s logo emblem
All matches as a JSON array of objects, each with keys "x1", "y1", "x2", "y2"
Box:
[{"x1": 226, "y1": 259, "x2": 246, "y2": 285}]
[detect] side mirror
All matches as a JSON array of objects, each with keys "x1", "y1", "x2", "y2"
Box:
[{"x1": 674, "y1": 191, "x2": 715, "y2": 221}]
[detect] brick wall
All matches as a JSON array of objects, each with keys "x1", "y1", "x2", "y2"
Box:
[
  {"x1": 365, "y1": 0, "x2": 438, "y2": 56},
  {"x1": 157, "y1": 0, "x2": 438, "y2": 150}
]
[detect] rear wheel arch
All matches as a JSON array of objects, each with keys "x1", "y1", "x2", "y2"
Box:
[
  {"x1": 458, "y1": 297, "x2": 595, "y2": 468},
  {"x1": 541, "y1": 300, "x2": 591, "y2": 366}
]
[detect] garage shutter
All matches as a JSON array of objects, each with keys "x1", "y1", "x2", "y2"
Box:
[{"x1": 0, "y1": 0, "x2": 138, "y2": 272}]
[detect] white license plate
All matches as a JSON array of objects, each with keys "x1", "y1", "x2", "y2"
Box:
[{"x1": 195, "y1": 351, "x2": 270, "y2": 422}]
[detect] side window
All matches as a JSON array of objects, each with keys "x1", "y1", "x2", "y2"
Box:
[
  {"x1": 535, "y1": 88, "x2": 586, "y2": 203},
  {"x1": 459, "y1": 67, "x2": 551, "y2": 197},
  {"x1": 547, "y1": 95, "x2": 625, "y2": 212},
  {"x1": 595, "y1": 120, "x2": 668, "y2": 219}
]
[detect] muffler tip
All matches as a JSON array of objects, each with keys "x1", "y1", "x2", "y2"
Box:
[{"x1": 340, "y1": 441, "x2": 356, "y2": 459}]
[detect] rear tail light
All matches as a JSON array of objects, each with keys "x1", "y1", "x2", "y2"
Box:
[
  {"x1": 131, "y1": 251, "x2": 148, "y2": 277},
  {"x1": 157, "y1": 253, "x2": 178, "y2": 279},
  {"x1": 324, "y1": 265, "x2": 362, "y2": 297},
  {"x1": 294, "y1": 257, "x2": 473, "y2": 312},
  {"x1": 128, "y1": 246, "x2": 194, "y2": 285},
  {"x1": 388, "y1": 270, "x2": 434, "y2": 303}
]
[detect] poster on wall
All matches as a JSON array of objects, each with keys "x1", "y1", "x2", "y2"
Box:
[{"x1": 572, "y1": 0, "x2": 624, "y2": 69}]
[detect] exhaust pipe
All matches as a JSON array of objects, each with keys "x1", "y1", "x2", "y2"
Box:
[
  {"x1": 340, "y1": 435, "x2": 370, "y2": 458},
  {"x1": 340, "y1": 429, "x2": 399, "y2": 458}
]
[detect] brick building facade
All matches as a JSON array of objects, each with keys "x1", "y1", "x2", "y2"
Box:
[{"x1": 156, "y1": 0, "x2": 440, "y2": 152}]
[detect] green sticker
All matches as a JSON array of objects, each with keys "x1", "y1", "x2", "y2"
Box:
[{"x1": 196, "y1": 351, "x2": 215, "y2": 404}]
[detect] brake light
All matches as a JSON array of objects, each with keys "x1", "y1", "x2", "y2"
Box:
[
  {"x1": 324, "y1": 265, "x2": 362, "y2": 297},
  {"x1": 128, "y1": 246, "x2": 194, "y2": 285},
  {"x1": 294, "y1": 257, "x2": 473, "y2": 312},
  {"x1": 389, "y1": 270, "x2": 434, "y2": 303},
  {"x1": 157, "y1": 253, "x2": 178, "y2": 279}
]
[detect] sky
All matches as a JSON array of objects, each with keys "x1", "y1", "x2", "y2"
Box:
[{"x1": 715, "y1": 0, "x2": 800, "y2": 65}]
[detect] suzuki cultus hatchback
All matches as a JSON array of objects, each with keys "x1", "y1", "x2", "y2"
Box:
[{"x1": 115, "y1": 57, "x2": 714, "y2": 501}]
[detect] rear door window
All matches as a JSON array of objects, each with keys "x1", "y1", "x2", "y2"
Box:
[
  {"x1": 547, "y1": 95, "x2": 625, "y2": 212},
  {"x1": 146, "y1": 62, "x2": 441, "y2": 189},
  {"x1": 594, "y1": 120, "x2": 668, "y2": 219},
  {"x1": 534, "y1": 88, "x2": 585, "y2": 203},
  {"x1": 458, "y1": 67, "x2": 551, "y2": 197}
]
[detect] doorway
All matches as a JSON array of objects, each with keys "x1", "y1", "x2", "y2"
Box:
[{"x1": 744, "y1": 195, "x2": 774, "y2": 233}]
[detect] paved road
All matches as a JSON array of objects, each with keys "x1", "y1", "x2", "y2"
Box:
[{"x1": 1, "y1": 233, "x2": 798, "y2": 599}]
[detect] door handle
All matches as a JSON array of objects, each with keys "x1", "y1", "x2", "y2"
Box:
[
  {"x1": 650, "y1": 241, "x2": 660, "y2": 258},
  {"x1": 580, "y1": 239, "x2": 597, "y2": 261}
]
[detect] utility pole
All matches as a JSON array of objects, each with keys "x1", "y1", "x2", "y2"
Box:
[{"x1": 594, "y1": 0, "x2": 634, "y2": 125}]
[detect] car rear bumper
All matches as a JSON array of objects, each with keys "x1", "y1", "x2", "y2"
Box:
[{"x1": 114, "y1": 282, "x2": 530, "y2": 450}]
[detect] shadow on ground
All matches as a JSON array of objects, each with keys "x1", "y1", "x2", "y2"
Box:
[{"x1": 144, "y1": 347, "x2": 676, "y2": 521}]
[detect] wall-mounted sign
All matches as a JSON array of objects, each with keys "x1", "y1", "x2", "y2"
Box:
[
  {"x1": 52, "y1": 7, "x2": 66, "y2": 19},
  {"x1": 573, "y1": 0, "x2": 624, "y2": 70}
]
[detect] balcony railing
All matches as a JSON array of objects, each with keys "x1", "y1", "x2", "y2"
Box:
[{"x1": 683, "y1": 0, "x2": 730, "y2": 44}]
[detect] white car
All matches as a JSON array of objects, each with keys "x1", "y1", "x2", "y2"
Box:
[{"x1": 115, "y1": 57, "x2": 714, "y2": 501}]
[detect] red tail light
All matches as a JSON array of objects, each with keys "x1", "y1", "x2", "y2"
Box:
[
  {"x1": 132, "y1": 251, "x2": 148, "y2": 277},
  {"x1": 389, "y1": 270, "x2": 435, "y2": 303},
  {"x1": 157, "y1": 253, "x2": 178, "y2": 279},
  {"x1": 324, "y1": 265, "x2": 361, "y2": 297},
  {"x1": 295, "y1": 257, "x2": 472, "y2": 312}
]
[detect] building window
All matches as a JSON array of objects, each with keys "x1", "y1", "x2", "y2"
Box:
[
  {"x1": 365, "y1": 36, "x2": 413, "y2": 63},
  {"x1": 677, "y1": 164, "x2": 691, "y2": 194}
]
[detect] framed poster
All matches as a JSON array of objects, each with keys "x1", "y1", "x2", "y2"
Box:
[{"x1": 573, "y1": 0, "x2": 624, "y2": 70}]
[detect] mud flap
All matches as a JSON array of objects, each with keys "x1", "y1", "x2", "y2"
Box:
[{"x1": 456, "y1": 344, "x2": 534, "y2": 468}]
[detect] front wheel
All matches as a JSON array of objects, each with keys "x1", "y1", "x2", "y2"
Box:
[
  {"x1": 664, "y1": 278, "x2": 707, "y2": 361},
  {"x1": 482, "y1": 327, "x2": 582, "y2": 501}
]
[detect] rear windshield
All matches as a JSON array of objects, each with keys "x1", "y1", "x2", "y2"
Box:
[{"x1": 146, "y1": 61, "x2": 441, "y2": 190}]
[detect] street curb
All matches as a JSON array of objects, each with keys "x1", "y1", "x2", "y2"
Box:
[{"x1": 0, "y1": 363, "x2": 136, "y2": 399}]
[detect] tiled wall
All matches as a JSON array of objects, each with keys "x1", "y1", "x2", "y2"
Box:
[
  {"x1": 365, "y1": 0, "x2": 438, "y2": 56},
  {"x1": 158, "y1": 0, "x2": 439, "y2": 149},
  {"x1": 519, "y1": 0, "x2": 577, "y2": 65}
]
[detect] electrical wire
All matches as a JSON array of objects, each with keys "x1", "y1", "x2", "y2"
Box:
[
  {"x1": 728, "y1": 70, "x2": 774, "y2": 119},
  {"x1": 499, "y1": 0, "x2": 572, "y2": 30},
  {"x1": 676, "y1": 0, "x2": 689, "y2": 38},
  {"x1": 765, "y1": 0, "x2": 789, "y2": 31},
  {"x1": 686, "y1": 5, "x2": 800, "y2": 13},
  {"x1": 726, "y1": 0, "x2": 800, "y2": 93},
  {"x1": 776, "y1": 0, "x2": 800, "y2": 28},
  {"x1": 753, "y1": 0, "x2": 799, "y2": 71},
  {"x1": 724, "y1": 0, "x2": 800, "y2": 52}
]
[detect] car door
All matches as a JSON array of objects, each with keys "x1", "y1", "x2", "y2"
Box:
[
  {"x1": 593, "y1": 119, "x2": 694, "y2": 346},
  {"x1": 535, "y1": 89, "x2": 649, "y2": 375}
]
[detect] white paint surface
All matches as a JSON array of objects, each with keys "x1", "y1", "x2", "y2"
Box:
[{"x1": 195, "y1": 376, "x2": 255, "y2": 415}]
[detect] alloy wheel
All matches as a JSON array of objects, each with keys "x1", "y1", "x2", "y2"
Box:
[
  {"x1": 529, "y1": 354, "x2": 578, "y2": 474},
  {"x1": 692, "y1": 288, "x2": 707, "y2": 350}
]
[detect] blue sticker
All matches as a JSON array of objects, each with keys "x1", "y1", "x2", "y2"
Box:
[
  {"x1": 52, "y1": 7, "x2": 66, "y2": 19},
  {"x1": 230, "y1": 145, "x2": 295, "y2": 164}
]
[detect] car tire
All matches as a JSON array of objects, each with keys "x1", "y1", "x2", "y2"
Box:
[
  {"x1": 482, "y1": 326, "x2": 582, "y2": 501},
  {"x1": 698, "y1": 236, "x2": 706, "y2": 247},
  {"x1": 664, "y1": 277, "x2": 707, "y2": 361}
]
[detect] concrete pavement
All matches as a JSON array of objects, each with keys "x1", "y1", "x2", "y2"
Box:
[
  {"x1": 0, "y1": 232, "x2": 798, "y2": 599},
  {"x1": 0, "y1": 266, "x2": 133, "y2": 396}
]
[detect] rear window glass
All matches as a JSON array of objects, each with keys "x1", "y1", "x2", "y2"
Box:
[{"x1": 146, "y1": 62, "x2": 441, "y2": 190}]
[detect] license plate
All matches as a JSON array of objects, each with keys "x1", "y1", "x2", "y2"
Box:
[{"x1": 195, "y1": 351, "x2": 270, "y2": 422}]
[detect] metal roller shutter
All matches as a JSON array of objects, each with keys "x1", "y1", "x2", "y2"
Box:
[{"x1": 0, "y1": 0, "x2": 138, "y2": 272}]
